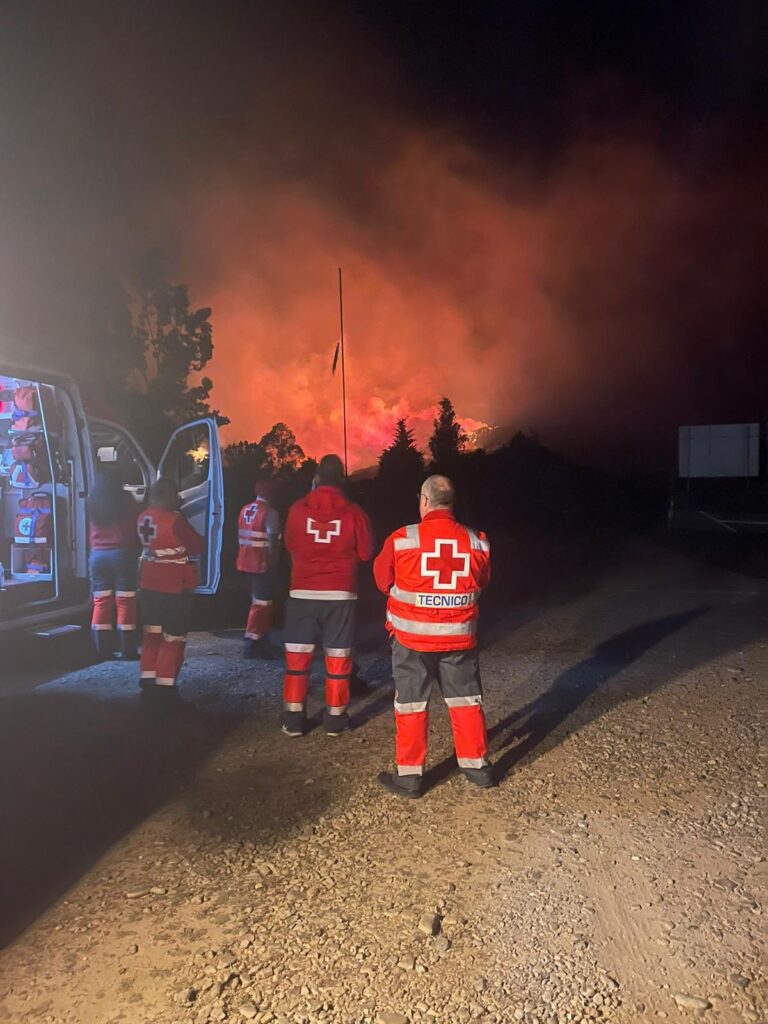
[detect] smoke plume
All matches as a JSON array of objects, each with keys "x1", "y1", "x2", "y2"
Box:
[{"x1": 0, "y1": 2, "x2": 764, "y2": 469}]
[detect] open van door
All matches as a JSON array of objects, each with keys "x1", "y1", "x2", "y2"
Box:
[{"x1": 156, "y1": 418, "x2": 224, "y2": 594}]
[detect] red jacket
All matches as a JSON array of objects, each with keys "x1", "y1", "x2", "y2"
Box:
[
  {"x1": 235, "y1": 498, "x2": 281, "y2": 574},
  {"x1": 90, "y1": 507, "x2": 140, "y2": 551},
  {"x1": 285, "y1": 486, "x2": 373, "y2": 599},
  {"x1": 137, "y1": 506, "x2": 205, "y2": 594},
  {"x1": 374, "y1": 510, "x2": 491, "y2": 652}
]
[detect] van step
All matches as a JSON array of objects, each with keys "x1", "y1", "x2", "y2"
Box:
[{"x1": 31, "y1": 624, "x2": 83, "y2": 638}]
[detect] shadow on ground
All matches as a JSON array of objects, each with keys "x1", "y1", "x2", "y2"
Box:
[
  {"x1": 0, "y1": 691, "x2": 247, "y2": 947},
  {"x1": 427, "y1": 591, "x2": 768, "y2": 790}
]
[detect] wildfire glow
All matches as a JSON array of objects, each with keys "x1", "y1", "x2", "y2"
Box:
[{"x1": 173, "y1": 129, "x2": 759, "y2": 470}]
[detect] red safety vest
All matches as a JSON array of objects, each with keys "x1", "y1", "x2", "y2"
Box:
[
  {"x1": 387, "y1": 516, "x2": 490, "y2": 652},
  {"x1": 137, "y1": 506, "x2": 199, "y2": 593},
  {"x1": 236, "y1": 498, "x2": 278, "y2": 574}
]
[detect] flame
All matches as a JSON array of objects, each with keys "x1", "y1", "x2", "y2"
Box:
[
  {"x1": 187, "y1": 442, "x2": 210, "y2": 465},
  {"x1": 168, "y1": 132, "x2": 763, "y2": 470}
]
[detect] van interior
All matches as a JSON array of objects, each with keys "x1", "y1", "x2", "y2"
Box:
[{"x1": 0, "y1": 374, "x2": 86, "y2": 614}]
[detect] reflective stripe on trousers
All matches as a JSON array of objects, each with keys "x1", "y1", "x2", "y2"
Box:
[
  {"x1": 140, "y1": 628, "x2": 186, "y2": 685},
  {"x1": 283, "y1": 644, "x2": 314, "y2": 710},
  {"x1": 245, "y1": 598, "x2": 273, "y2": 640},
  {"x1": 391, "y1": 640, "x2": 488, "y2": 775}
]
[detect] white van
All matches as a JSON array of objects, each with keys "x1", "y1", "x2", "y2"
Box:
[{"x1": 0, "y1": 362, "x2": 224, "y2": 635}]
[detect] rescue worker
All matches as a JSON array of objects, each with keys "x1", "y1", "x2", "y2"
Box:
[
  {"x1": 137, "y1": 476, "x2": 204, "y2": 701},
  {"x1": 373, "y1": 475, "x2": 495, "y2": 797},
  {"x1": 236, "y1": 478, "x2": 281, "y2": 659},
  {"x1": 282, "y1": 454, "x2": 373, "y2": 737},
  {"x1": 87, "y1": 470, "x2": 140, "y2": 660}
]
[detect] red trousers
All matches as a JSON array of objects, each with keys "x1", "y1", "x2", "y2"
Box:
[
  {"x1": 391, "y1": 640, "x2": 488, "y2": 776},
  {"x1": 138, "y1": 589, "x2": 191, "y2": 687},
  {"x1": 282, "y1": 597, "x2": 355, "y2": 716},
  {"x1": 139, "y1": 628, "x2": 186, "y2": 686},
  {"x1": 244, "y1": 571, "x2": 275, "y2": 640},
  {"x1": 92, "y1": 590, "x2": 137, "y2": 632}
]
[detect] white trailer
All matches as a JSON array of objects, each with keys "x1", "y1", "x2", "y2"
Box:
[{"x1": 669, "y1": 423, "x2": 768, "y2": 533}]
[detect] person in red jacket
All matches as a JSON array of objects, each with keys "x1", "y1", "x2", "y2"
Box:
[
  {"x1": 236, "y1": 478, "x2": 281, "y2": 659},
  {"x1": 87, "y1": 470, "x2": 141, "y2": 660},
  {"x1": 373, "y1": 475, "x2": 495, "y2": 798},
  {"x1": 282, "y1": 454, "x2": 373, "y2": 737},
  {"x1": 137, "y1": 477, "x2": 204, "y2": 701}
]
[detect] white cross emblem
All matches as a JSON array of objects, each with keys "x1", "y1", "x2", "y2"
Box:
[
  {"x1": 421, "y1": 539, "x2": 470, "y2": 590},
  {"x1": 243, "y1": 503, "x2": 258, "y2": 525},
  {"x1": 307, "y1": 517, "x2": 341, "y2": 544}
]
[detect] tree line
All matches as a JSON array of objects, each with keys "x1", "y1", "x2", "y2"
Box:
[{"x1": 21, "y1": 267, "x2": 662, "y2": 537}]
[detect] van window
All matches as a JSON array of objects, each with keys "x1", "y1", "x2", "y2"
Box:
[
  {"x1": 88, "y1": 419, "x2": 153, "y2": 504},
  {"x1": 159, "y1": 423, "x2": 211, "y2": 492}
]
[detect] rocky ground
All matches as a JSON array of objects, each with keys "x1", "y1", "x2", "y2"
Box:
[{"x1": 0, "y1": 540, "x2": 765, "y2": 1024}]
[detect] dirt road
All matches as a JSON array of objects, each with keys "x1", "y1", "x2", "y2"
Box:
[{"x1": 0, "y1": 539, "x2": 765, "y2": 1024}]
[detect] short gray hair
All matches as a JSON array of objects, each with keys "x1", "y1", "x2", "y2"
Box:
[{"x1": 421, "y1": 475, "x2": 455, "y2": 509}]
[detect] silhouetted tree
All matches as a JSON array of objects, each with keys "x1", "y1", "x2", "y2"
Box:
[
  {"x1": 259, "y1": 422, "x2": 306, "y2": 476},
  {"x1": 378, "y1": 419, "x2": 425, "y2": 487},
  {"x1": 224, "y1": 440, "x2": 268, "y2": 479},
  {"x1": 126, "y1": 258, "x2": 228, "y2": 457},
  {"x1": 80, "y1": 276, "x2": 146, "y2": 424},
  {"x1": 428, "y1": 397, "x2": 467, "y2": 466},
  {"x1": 224, "y1": 424, "x2": 312, "y2": 516}
]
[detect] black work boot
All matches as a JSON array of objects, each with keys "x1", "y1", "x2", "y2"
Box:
[
  {"x1": 281, "y1": 709, "x2": 306, "y2": 737},
  {"x1": 117, "y1": 630, "x2": 139, "y2": 661},
  {"x1": 324, "y1": 710, "x2": 350, "y2": 737},
  {"x1": 377, "y1": 771, "x2": 424, "y2": 799},
  {"x1": 140, "y1": 681, "x2": 181, "y2": 703},
  {"x1": 139, "y1": 684, "x2": 182, "y2": 719},
  {"x1": 92, "y1": 628, "x2": 116, "y2": 661},
  {"x1": 462, "y1": 764, "x2": 497, "y2": 789}
]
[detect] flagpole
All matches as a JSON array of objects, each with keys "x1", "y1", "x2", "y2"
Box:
[{"x1": 338, "y1": 266, "x2": 348, "y2": 476}]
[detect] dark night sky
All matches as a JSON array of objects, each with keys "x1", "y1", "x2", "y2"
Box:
[{"x1": 0, "y1": 0, "x2": 765, "y2": 468}]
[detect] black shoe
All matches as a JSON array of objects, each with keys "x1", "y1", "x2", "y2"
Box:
[
  {"x1": 92, "y1": 628, "x2": 116, "y2": 661},
  {"x1": 116, "y1": 631, "x2": 139, "y2": 661},
  {"x1": 281, "y1": 710, "x2": 306, "y2": 737},
  {"x1": 377, "y1": 771, "x2": 424, "y2": 799},
  {"x1": 140, "y1": 681, "x2": 181, "y2": 702},
  {"x1": 462, "y1": 765, "x2": 496, "y2": 789},
  {"x1": 324, "y1": 711, "x2": 350, "y2": 736}
]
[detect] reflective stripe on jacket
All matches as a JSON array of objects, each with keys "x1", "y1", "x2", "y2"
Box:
[
  {"x1": 137, "y1": 506, "x2": 204, "y2": 594},
  {"x1": 374, "y1": 510, "x2": 490, "y2": 652},
  {"x1": 235, "y1": 498, "x2": 280, "y2": 574}
]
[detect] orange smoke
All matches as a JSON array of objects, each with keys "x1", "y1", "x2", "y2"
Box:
[
  {"x1": 0, "y1": 5, "x2": 763, "y2": 472},
  {"x1": 171, "y1": 127, "x2": 763, "y2": 470}
]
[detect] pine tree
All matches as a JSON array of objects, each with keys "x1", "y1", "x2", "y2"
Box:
[
  {"x1": 428, "y1": 397, "x2": 467, "y2": 466},
  {"x1": 378, "y1": 419, "x2": 425, "y2": 486}
]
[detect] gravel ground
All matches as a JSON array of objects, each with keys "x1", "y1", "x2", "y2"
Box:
[{"x1": 0, "y1": 540, "x2": 765, "y2": 1024}]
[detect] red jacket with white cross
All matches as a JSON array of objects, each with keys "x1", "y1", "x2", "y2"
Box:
[
  {"x1": 284, "y1": 485, "x2": 373, "y2": 599},
  {"x1": 373, "y1": 509, "x2": 491, "y2": 652}
]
